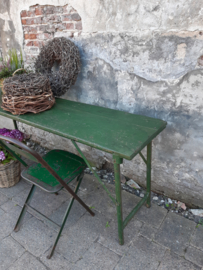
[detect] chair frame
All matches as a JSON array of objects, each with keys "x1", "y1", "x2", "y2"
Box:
[{"x1": 0, "y1": 135, "x2": 94, "y2": 258}]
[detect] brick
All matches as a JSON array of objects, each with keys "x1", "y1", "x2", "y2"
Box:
[
  {"x1": 37, "y1": 33, "x2": 52, "y2": 40},
  {"x1": 75, "y1": 22, "x2": 82, "y2": 30},
  {"x1": 44, "y1": 6, "x2": 54, "y2": 15},
  {"x1": 41, "y1": 17, "x2": 49, "y2": 24},
  {"x1": 33, "y1": 41, "x2": 44, "y2": 47},
  {"x1": 37, "y1": 33, "x2": 44, "y2": 40},
  {"x1": 35, "y1": 8, "x2": 43, "y2": 16},
  {"x1": 26, "y1": 41, "x2": 33, "y2": 46},
  {"x1": 34, "y1": 17, "x2": 42, "y2": 24},
  {"x1": 23, "y1": 26, "x2": 38, "y2": 33},
  {"x1": 29, "y1": 34, "x2": 37, "y2": 39},
  {"x1": 27, "y1": 10, "x2": 35, "y2": 17},
  {"x1": 62, "y1": 14, "x2": 72, "y2": 21},
  {"x1": 47, "y1": 15, "x2": 61, "y2": 23},
  {"x1": 20, "y1": 10, "x2": 27, "y2": 17},
  {"x1": 26, "y1": 17, "x2": 42, "y2": 25},
  {"x1": 65, "y1": 23, "x2": 74, "y2": 30},
  {"x1": 21, "y1": 19, "x2": 27, "y2": 25},
  {"x1": 71, "y1": 13, "x2": 81, "y2": 21},
  {"x1": 55, "y1": 23, "x2": 66, "y2": 31},
  {"x1": 26, "y1": 18, "x2": 35, "y2": 25},
  {"x1": 38, "y1": 25, "x2": 47, "y2": 32},
  {"x1": 24, "y1": 34, "x2": 37, "y2": 40},
  {"x1": 53, "y1": 6, "x2": 63, "y2": 14}
]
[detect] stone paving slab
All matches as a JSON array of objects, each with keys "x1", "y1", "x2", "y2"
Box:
[
  {"x1": 11, "y1": 216, "x2": 55, "y2": 257},
  {"x1": 40, "y1": 250, "x2": 73, "y2": 270},
  {"x1": 0, "y1": 201, "x2": 31, "y2": 241},
  {"x1": 139, "y1": 223, "x2": 158, "y2": 240},
  {"x1": 98, "y1": 217, "x2": 143, "y2": 256},
  {"x1": 55, "y1": 211, "x2": 109, "y2": 263},
  {"x1": 8, "y1": 252, "x2": 47, "y2": 270},
  {"x1": 1, "y1": 174, "x2": 203, "y2": 269},
  {"x1": 135, "y1": 202, "x2": 167, "y2": 229},
  {"x1": 158, "y1": 249, "x2": 201, "y2": 270},
  {"x1": 49, "y1": 201, "x2": 86, "y2": 231},
  {"x1": 190, "y1": 225, "x2": 203, "y2": 251},
  {"x1": 71, "y1": 174, "x2": 103, "y2": 194},
  {"x1": 115, "y1": 235, "x2": 166, "y2": 270},
  {"x1": 13, "y1": 187, "x2": 69, "y2": 217},
  {"x1": 0, "y1": 192, "x2": 9, "y2": 206},
  {"x1": 0, "y1": 236, "x2": 25, "y2": 270},
  {"x1": 0, "y1": 179, "x2": 30, "y2": 198},
  {"x1": 73, "y1": 242, "x2": 121, "y2": 270},
  {"x1": 79, "y1": 183, "x2": 117, "y2": 221},
  {"x1": 154, "y1": 211, "x2": 196, "y2": 256},
  {"x1": 185, "y1": 246, "x2": 203, "y2": 268}
]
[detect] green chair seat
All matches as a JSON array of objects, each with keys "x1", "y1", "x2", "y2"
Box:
[
  {"x1": 22, "y1": 150, "x2": 87, "y2": 193},
  {"x1": 0, "y1": 135, "x2": 94, "y2": 259}
]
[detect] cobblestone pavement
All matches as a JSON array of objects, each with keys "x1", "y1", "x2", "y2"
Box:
[{"x1": 0, "y1": 174, "x2": 203, "y2": 270}]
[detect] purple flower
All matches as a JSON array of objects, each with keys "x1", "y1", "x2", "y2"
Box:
[
  {"x1": 2, "y1": 132, "x2": 15, "y2": 139},
  {"x1": 0, "y1": 128, "x2": 9, "y2": 135},
  {"x1": 0, "y1": 151, "x2": 5, "y2": 161},
  {"x1": 0, "y1": 128, "x2": 25, "y2": 142},
  {"x1": 10, "y1": 130, "x2": 24, "y2": 141}
]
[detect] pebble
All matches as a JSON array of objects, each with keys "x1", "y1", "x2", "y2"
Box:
[
  {"x1": 126, "y1": 179, "x2": 140, "y2": 189},
  {"x1": 140, "y1": 193, "x2": 144, "y2": 198},
  {"x1": 168, "y1": 198, "x2": 173, "y2": 204},
  {"x1": 153, "y1": 196, "x2": 158, "y2": 200},
  {"x1": 190, "y1": 209, "x2": 203, "y2": 217}
]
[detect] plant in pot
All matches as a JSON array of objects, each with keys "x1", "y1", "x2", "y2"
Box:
[
  {"x1": 0, "y1": 128, "x2": 25, "y2": 188},
  {"x1": 0, "y1": 49, "x2": 24, "y2": 93}
]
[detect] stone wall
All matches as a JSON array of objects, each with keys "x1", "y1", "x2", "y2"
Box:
[
  {"x1": 20, "y1": 4, "x2": 82, "y2": 65},
  {"x1": 1, "y1": 0, "x2": 203, "y2": 207}
]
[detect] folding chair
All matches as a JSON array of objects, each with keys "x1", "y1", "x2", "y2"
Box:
[{"x1": 0, "y1": 135, "x2": 95, "y2": 259}]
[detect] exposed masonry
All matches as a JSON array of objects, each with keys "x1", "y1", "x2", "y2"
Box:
[{"x1": 20, "y1": 4, "x2": 82, "y2": 64}]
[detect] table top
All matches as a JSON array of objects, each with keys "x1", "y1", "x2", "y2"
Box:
[{"x1": 0, "y1": 98, "x2": 167, "y2": 160}]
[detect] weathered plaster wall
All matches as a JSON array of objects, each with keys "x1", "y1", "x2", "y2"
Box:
[{"x1": 1, "y1": 0, "x2": 203, "y2": 207}]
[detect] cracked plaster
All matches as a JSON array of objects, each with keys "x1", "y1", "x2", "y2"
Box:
[{"x1": 1, "y1": 0, "x2": 203, "y2": 207}]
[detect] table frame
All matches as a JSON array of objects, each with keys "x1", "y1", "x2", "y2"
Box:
[{"x1": 12, "y1": 118, "x2": 152, "y2": 245}]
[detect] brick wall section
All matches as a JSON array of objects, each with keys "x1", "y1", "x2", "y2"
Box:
[{"x1": 20, "y1": 4, "x2": 82, "y2": 65}]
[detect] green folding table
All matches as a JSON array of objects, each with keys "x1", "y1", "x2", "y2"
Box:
[{"x1": 0, "y1": 98, "x2": 167, "y2": 244}]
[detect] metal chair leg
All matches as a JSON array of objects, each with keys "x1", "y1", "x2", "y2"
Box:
[
  {"x1": 146, "y1": 142, "x2": 152, "y2": 208},
  {"x1": 14, "y1": 185, "x2": 36, "y2": 232},
  {"x1": 47, "y1": 172, "x2": 88, "y2": 259}
]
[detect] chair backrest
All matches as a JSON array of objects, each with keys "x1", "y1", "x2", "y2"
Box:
[
  {"x1": 0, "y1": 134, "x2": 93, "y2": 212},
  {"x1": 0, "y1": 135, "x2": 41, "y2": 167}
]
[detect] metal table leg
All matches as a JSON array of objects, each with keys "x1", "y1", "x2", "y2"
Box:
[
  {"x1": 146, "y1": 141, "x2": 152, "y2": 208},
  {"x1": 113, "y1": 154, "x2": 124, "y2": 245},
  {"x1": 13, "y1": 120, "x2": 18, "y2": 129}
]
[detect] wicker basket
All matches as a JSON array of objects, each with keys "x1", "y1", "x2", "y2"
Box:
[
  {"x1": 0, "y1": 160, "x2": 21, "y2": 188},
  {"x1": 1, "y1": 71, "x2": 55, "y2": 115}
]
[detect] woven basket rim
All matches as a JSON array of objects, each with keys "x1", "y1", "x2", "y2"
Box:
[{"x1": 0, "y1": 159, "x2": 18, "y2": 170}]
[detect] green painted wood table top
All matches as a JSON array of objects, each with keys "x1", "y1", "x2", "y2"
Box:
[{"x1": 0, "y1": 98, "x2": 167, "y2": 160}]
